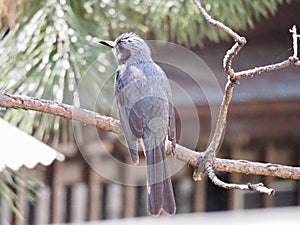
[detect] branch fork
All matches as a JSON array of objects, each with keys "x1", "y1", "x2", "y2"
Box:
[{"x1": 193, "y1": 0, "x2": 299, "y2": 196}]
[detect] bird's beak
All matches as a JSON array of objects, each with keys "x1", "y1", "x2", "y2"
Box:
[{"x1": 98, "y1": 40, "x2": 115, "y2": 48}]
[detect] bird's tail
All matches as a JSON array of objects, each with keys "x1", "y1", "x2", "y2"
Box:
[{"x1": 145, "y1": 138, "x2": 176, "y2": 216}]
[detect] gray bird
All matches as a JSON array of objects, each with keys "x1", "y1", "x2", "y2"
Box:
[{"x1": 99, "y1": 32, "x2": 176, "y2": 216}]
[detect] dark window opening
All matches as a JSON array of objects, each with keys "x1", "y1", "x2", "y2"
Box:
[
  {"x1": 136, "y1": 185, "x2": 147, "y2": 217},
  {"x1": 100, "y1": 183, "x2": 108, "y2": 220},
  {"x1": 206, "y1": 174, "x2": 229, "y2": 211},
  {"x1": 64, "y1": 186, "x2": 72, "y2": 223},
  {"x1": 173, "y1": 177, "x2": 194, "y2": 214},
  {"x1": 244, "y1": 193, "x2": 264, "y2": 209}
]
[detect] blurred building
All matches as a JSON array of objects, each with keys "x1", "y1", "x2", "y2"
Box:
[{"x1": 0, "y1": 1, "x2": 300, "y2": 224}]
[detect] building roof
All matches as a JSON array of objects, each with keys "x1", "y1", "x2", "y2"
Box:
[{"x1": 0, "y1": 118, "x2": 64, "y2": 171}]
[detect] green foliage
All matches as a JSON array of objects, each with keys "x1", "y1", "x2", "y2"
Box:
[
  {"x1": 0, "y1": 0, "x2": 114, "y2": 145},
  {"x1": 0, "y1": 167, "x2": 42, "y2": 222},
  {"x1": 139, "y1": 0, "x2": 292, "y2": 47}
]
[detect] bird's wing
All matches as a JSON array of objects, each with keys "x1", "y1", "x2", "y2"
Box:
[
  {"x1": 116, "y1": 66, "x2": 144, "y2": 138},
  {"x1": 168, "y1": 103, "x2": 176, "y2": 155},
  {"x1": 129, "y1": 100, "x2": 144, "y2": 138},
  {"x1": 115, "y1": 66, "x2": 144, "y2": 164}
]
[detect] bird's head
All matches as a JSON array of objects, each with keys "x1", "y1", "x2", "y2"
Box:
[{"x1": 99, "y1": 32, "x2": 152, "y2": 65}]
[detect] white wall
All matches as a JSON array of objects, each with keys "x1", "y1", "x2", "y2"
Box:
[{"x1": 52, "y1": 206, "x2": 300, "y2": 225}]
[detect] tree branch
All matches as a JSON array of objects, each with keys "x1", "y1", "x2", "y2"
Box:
[
  {"x1": 234, "y1": 24, "x2": 300, "y2": 79},
  {"x1": 234, "y1": 58, "x2": 295, "y2": 79},
  {"x1": 0, "y1": 93, "x2": 123, "y2": 135},
  {"x1": 290, "y1": 25, "x2": 299, "y2": 59},
  {"x1": 205, "y1": 81, "x2": 234, "y2": 159},
  {"x1": 193, "y1": 0, "x2": 300, "y2": 194},
  {"x1": 206, "y1": 162, "x2": 275, "y2": 195},
  {"x1": 1, "y1": 93, "x2": 300, "y2": 182},
  {"x1": 192, "y1": 0, "x2": 245, "y2": 43},
  {"x1": 223, "y1": 42, "x2": 246, "y2": 80},
  {"x1": 214, "y1": 158, "x2": 300, "y2": 180}
]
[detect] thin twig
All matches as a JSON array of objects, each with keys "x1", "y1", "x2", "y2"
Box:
[
  {"x1": 235, "y1": 59, "x2": 294, "y2": 79},
  {"x1": 193, "y1": 0, "x2": 246, "y2": 44},
  {"x1": 290, "y1": 25, "x2": 299, "y2": 59},
  {"x1": 234, "y1": 25, "x2": 300, "y2": 80},
  {"x1": 223, "y1": 42, "x2": 246, "y2": 81},
  {"x1": 205, "y1": 162, "x2": 275, "y2": 195}
]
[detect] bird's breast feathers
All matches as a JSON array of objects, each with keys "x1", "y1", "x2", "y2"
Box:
[{"x1": 114, "y1": 62, "x2": 171, "y2": 105}]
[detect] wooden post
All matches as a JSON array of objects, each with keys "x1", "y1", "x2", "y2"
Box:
[
  {"x1": 87, "y1": 168, "x2": 101, "y2": 220},
  {"x1": 228, "y1": 140, "x2": 244, "y2": 210},
  {"x1": 50, "y1": 161, "x2": 65, "y2": 223},
  {"x1": 123, "y1": 185, "x2": 136, "y2": 218},
  {"x1": 193, "y1": 174, "x2": 207, "y2": 212},
  {"x1": 35, "y1": 187, "x2": 51, "y2": 224},
  {"x1": 15, "y1": 188, "x2": 27, "y2": 225}
]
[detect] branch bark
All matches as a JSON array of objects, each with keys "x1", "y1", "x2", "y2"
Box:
[{"x1": 0, "y1": 94, "x2": 122, "y2": 135}]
